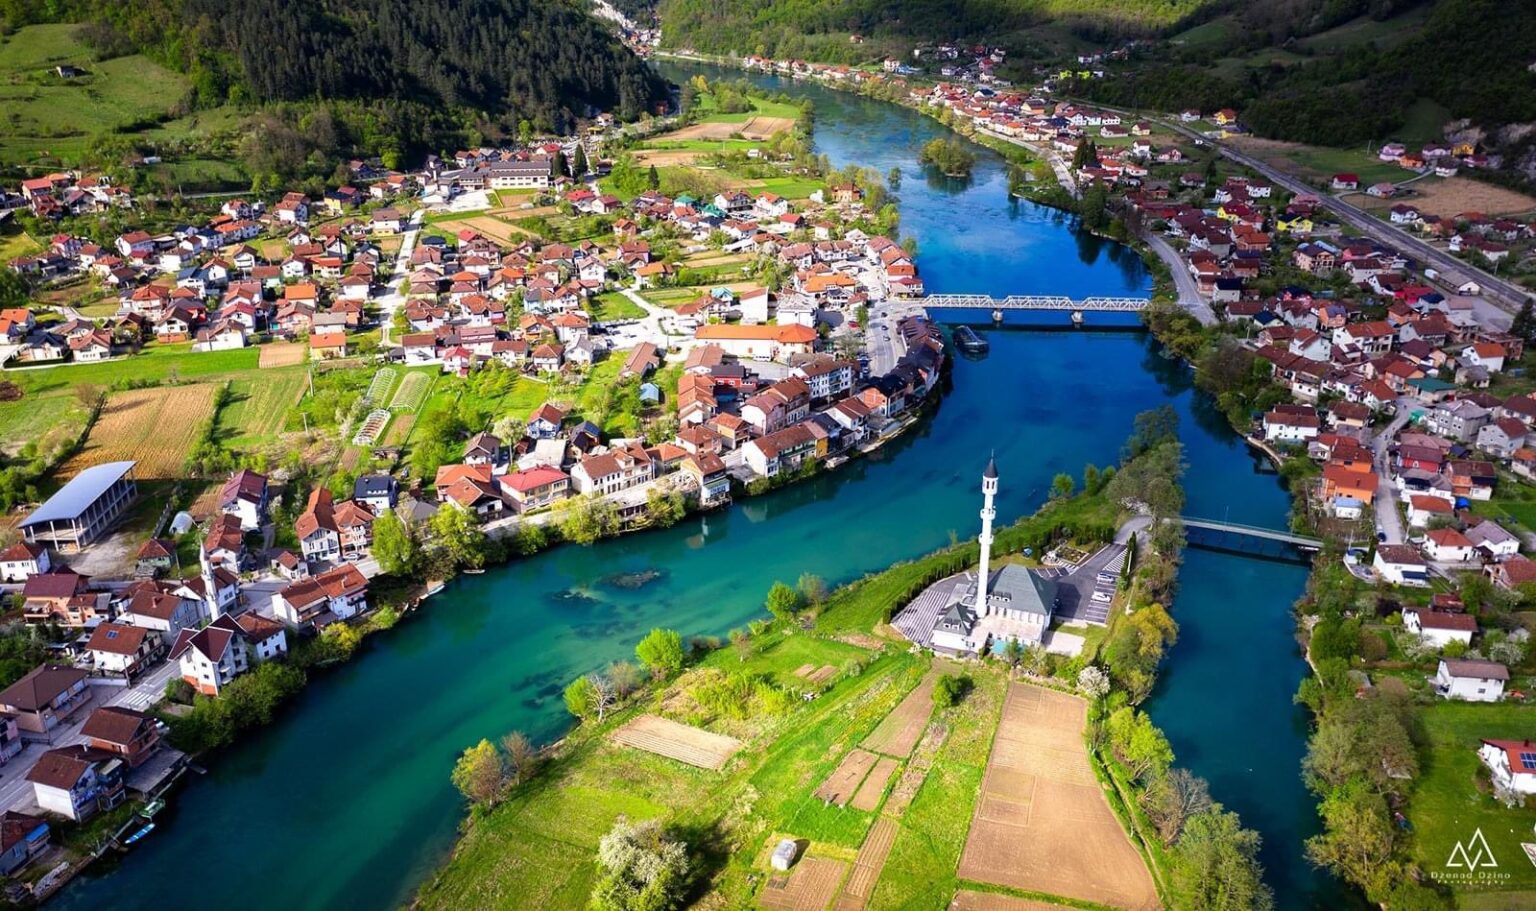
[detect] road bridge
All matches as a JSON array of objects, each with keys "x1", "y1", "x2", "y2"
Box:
[
  {"x1": 919, "y1": 294, "x2": 1150, "y2": 312},
  {"x1": 1179, "y1": 517, "x2": 1323, "y2": 552}
]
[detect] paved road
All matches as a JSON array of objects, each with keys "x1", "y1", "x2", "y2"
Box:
[
  {"x1": 1369, "y1": 399, "x2": 1416, "y2": 545},
  {"x1": 1143, "y1": 233, "x2": 1216, "y2": 326}
]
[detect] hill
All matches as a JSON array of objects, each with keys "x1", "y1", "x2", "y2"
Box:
[
  {"x1": 650, "y1": 0, "x2": 1220, "y2": 63},
  {"x1": 0, "y1": 0, "x2": 669, "y2": 165}
]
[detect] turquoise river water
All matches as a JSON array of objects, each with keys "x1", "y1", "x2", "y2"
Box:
[{"x1": 54, "y1": 62, "x2": 1340, "y2": 910}]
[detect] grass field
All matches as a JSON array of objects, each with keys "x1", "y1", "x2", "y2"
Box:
[
  {"x1": 217, "y1": 369, "x2": 308, "y2": 447},
  {"x1": 0, "y1": 25, "x2": 190, "y2": 167},
  {"x1": 588, "y1": 292, "x2": 647, "y2": 322},
  {"x1": 0, "y1": 222, "x2": 43, "y2": 263},
  {"x1": 0, "y1": 392, "x2": 90, "y2": 458},
  {"x1": 4, "y1": 345, "x2": 260, "y2": 396},
  {"x1": 1407, "y1": 701, "x2": 1536, "y2": 896}
]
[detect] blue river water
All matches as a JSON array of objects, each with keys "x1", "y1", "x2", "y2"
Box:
[{"x1": 52, "y1": 61, "x2": 1339, "y2": 910}]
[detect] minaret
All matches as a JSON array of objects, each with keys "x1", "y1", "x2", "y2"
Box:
[{"x1": 976, "y1": 455, "x2": 999, "y2": 615}]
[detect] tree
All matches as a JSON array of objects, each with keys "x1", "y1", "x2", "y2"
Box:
[
  {"x1": 1106, "y1": 707, "x2": 1173, "y2": 779},
  {"x1": 933, "y1": 673, "x2": 972, "y2": 707},
  {"x1": 635, "y1": 628, "x2": 685, "y2": 678},
  {"x1": 0, "y1": 269, "x2": 28, "y2": 310},
  {"x1": 1076, "y1": 665, "x2": 1110, "y2": 699},
  {"x1": 647, "y1": 164, "x2": 660, "y2": 190},
  {"x1": 1143, "y1": 768, "x2": 1212, "y2": 844},
  {"x1": 372, "y1": 510, "x2": 418, "y2": 576},
  {"x1": 1050, "y1": 473, "x2": 1075, "y2": 499},
  {"x1": 1512, "y1": 297, "x2": 1536, "y2": 342},
  {"x1": 429, "y1": 503, "x2": 486, "y2": 569},
  {"x1": 590, "y1": 818, "x2": 690, "y2": 911},
  {"x1": 1000, "y1": 638, "x2": 1025, "y2": 668},
  {"x1": 572, "y1": 143, "x2": 589, "y2": 178},
  {"x1": 451, "y1": 738, "x2": 504, "y2": 806},
  {"x1": 1172, "y1": 805, "x2": 1274, "y2": 911},
  {"x1": 796, "y1": 573, "x2": 826, "y2": 607},
  {"x1": 1306, "y1": 780, "x2": 1398, "y2": 896},
  {"x1": 564, "y1": 674, "x2": 614, "y2": 722},
  {"x1": 606, "y1": 661, "x2": 643, "y2": 696},
  {"x1": 501, "y1": 731, "x2": 536, "y2": 785},
  {"x1": 765, "y1": 581, "x2": 802, "y2": 620},
  {"x1": 730, "y1": 628, "x2": 753, "y2": 662}
]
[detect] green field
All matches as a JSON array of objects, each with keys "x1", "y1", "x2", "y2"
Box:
[
  {"x1": 0, "y1": 24, "x2": 190, "y2": 167},
  {"x1": 0, "y1": 221, "x2": 43, "y2": 263},
  {"x1": 588, "y1": 292, "x2": 647, "y2": 322},
  {"x1": 2, "y1": 344, "x2": 261, "y2": 396},
  {"x1": 1406, "y1": 701, "x2": 1536, "y2": 898},
  {"x1": 217, "y1": 368, "x2": 309, "y2": 447},
  {"x1": 1296, "y1": 8, "x2": 1432, "y2": 54}
]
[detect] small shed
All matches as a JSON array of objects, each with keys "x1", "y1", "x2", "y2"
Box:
[
  {"x1": 770, "y1": 839, "x2": 799, "y2": 871},
  {"x1": 639, "y1": 382, "x2": 661, "y2": 404},
  {"x1": 169, "y1": 512, "x2": 195, "y2": 535}
]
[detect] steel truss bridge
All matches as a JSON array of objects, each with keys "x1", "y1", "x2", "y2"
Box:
[{"x1": 919, "y1": 294, "x2": 1150, "y2": 312}]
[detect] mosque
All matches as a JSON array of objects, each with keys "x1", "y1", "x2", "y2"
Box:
[{"x1": 893, "y1": 457, "x2": 1062, "y2": 657}]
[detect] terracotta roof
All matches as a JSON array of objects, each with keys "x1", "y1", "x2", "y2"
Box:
[
  {"x1": 0, "y1": 664, "x2": 88, "y2": 712},
  {"x1": 80, "y1": 706, "x2": 154, "y2": 745},
  {"x1": 86, "y1": 622, "x2": 149, "y2": 656},
  {"x1": 1409, "y1": 608, "x2": 1478, "y2": 631}
]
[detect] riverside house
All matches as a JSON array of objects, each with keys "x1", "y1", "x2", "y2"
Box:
[
  {"x1": 1434, "y1": 658, "x2": 1508, "y2": 702},
  {"x1": 0, "y1": 665, "x2": 92, "y2": 737}
]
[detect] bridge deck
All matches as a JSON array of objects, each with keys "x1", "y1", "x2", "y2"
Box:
[
  {"x1": 1180, "y1": 517, "x2": 1322, "y2": 548},
  {"x1": 920, "y1": 294, "x2": 1150, "y2": 312}
]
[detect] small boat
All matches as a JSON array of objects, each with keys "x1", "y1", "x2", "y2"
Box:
[
  {"x1": 123, "y1": 823, "x2": 156, "y2": 846},
  {"x1": 140, "y1": 798, "x2": 166, "y2": 818},
  {"x1": 462, "y1": 568, "x2": 486, "y2": 575},
  {"x1": 424, "y1": 581, "x2": 445, "y2": 597},
  {"x1": 953, "y1": 325, "x2": 989, "y2": 355}
]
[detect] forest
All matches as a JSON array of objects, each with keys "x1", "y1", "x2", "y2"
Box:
[
  {"x1": 1069, "y1": 0, "x2": 1536, "y2": 148},
  {"x1": 0, "y1": 0, "x2": 669, "y2": 150}
]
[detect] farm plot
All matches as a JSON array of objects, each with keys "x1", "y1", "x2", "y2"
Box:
[
  {"x1": 759, "y1": 856, "x2": 847, "y2": 911},
  {"x1": 390, "y1": 372, "x2": 432, "y2": 411},
  {"x1": 218, "y1": 371, "x2": 307, "y2": 443},
  {"x1": 661, "y1": 115, "x2": 794, "y2": 143},
  {"x1": 60, "y1": 384, "x2": 218, "y2": 479},
  {"x1": 258, "y1": 342, "x2": 307, "y2": 368},
  {"x1": 950, "y1": 891, "x2": 1077, "y2": 911},
  {"x1": 362, "y1": 368, "x2": 398, "y2": 407},
  {"x1": 957, "y1": 684, "x2": 1158, "y2": 911},
  {"x1": 352, "y1": 409, "x2": 392, "y2": 446},
  {"x1": 849, "y1": 758, "x2": 898, "y2": 812},
  {"x1": 861, "y1": 668, "x2": 939, "y2": 758},
  {"x1": 834, "y1": 816, "x2": 898, "y2": 910},
  {"x1": 610, "y1": 714, "x2": 742, "y2": 771},
  {"x1": 813, "y1": 749, "x2": 879, "y2": 807}
]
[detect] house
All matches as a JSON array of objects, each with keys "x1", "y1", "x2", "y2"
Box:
[
  {"x1": 0, "y1": 812, "x2": 50, "y2": 875},
  {"x1": 271, "y1": 563, "x2": 369, "y2": 628},
  {"x1": 0, "y1": 665, "x2": 92, "y2": 736},
  {"x1": 134, "y1": 538, "x2": 176, "y2": 578},
  {"x1": 118, "y1": 588, "x2": 206, "y2": 647},
  {"x1": 332, "y1": 499, "x2": 375, "y2": 560},
  {"x1": 0, "y1": 542, "x2": 51, "y2": 582},
  {"x1": 527, "y1": 402, "x2": 566, "y2": 439},
  {"x1": 1262, "y1": 408, "x2": 1320, "y2": 443},
  {"x1": 498, "y1": 467, "x2": 570, "y2": 513},
  {"x1": 84, "y1": 623, "x2": 161, "y2": 677},
  {"x1": 296, "y1": 488, "x2": 341, "y2": 563},
  {"x1": 218, "y1": 469, "x2": 269, "y2": 531},
  {"x1": 1423, "y1": 528, "x2": 1475, "y2": 563},
  {"x1": 1464, "y1": 518, "x2": 1520, "y2": 558},
  {"x1": 353, "y1": 475, "x2": 399, "y2": 515},
  {"x1": 1403, "y1": 607, "x2": 1477, "y2": 647},
  {"x1": 1478, "y1": 739, "x2": 1536, "y2": 796},
  {"x1": 571, "y1": 446, "x2": 654, "y2": 496},
  {"x1": 25, "y1": 746, "x2": 124, "y2": 821},
  {"x1": 170, "y1": 612, "x2": 289, "y2": 696},
  {"x1": 1434, "y1": 658, "x2": 1507, "y2": 702},
  {"x1": 744, "y1": 424, "x2": 818, "y2": 477},
  {"x1": 1407, "y1": 495, "x2": 1455, "y2": 528},
  {"x1": 681, "y1": 453, "x2": 731, "y2": 506},
  {"x1": 80, "y1": 706, "x2": 162, "y2": 767},
  {"x1": 693, "y1": 324, "x2": 818, "y2": 360},
  {"x1": 1373, "y1": 545, "x2": 1430, "y2": 586}
]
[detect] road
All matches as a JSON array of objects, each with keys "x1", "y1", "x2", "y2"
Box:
[
  {"x1": 1369, "y1": 399, "x2": 1416, "y2": 545},
  {"x1": 0, "y1": 661, "x2": 177, "y2": 814},
  {"x1": 1143, "y1": 233, "x2": 1216, "y2": 326},
  {"x1": 376, "y1": 208, "x2": 425, "y2": 345}
]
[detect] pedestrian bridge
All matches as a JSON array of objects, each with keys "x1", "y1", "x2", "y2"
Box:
[
  {"x1": 920, "y1": 294, "x2": 1151, "y2": 312},
  {"x1": 1179, "y1": 517, "x2": 1324, "y2": 553}
]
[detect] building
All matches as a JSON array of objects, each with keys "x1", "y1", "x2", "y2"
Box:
[
  {"x1": 84, "y1": 622, "x2": 161, "y2": 678},
  {"x1": 296, "y1": 488, "x2": 341, "y2": 563},
  {"x1": 18, "y1": 461, "x2": 137, "y2": 551},
  {"x1": 498, "y1": 466, "x2": 570, "y2": 513},
  {"x1": 118, "y1": 588, "x2": 207, "y2": 647},
  {"x1": 692, "y1": 324, "x2": 818, "y2": 360},
  {"x1": 1403, "y1": 607, "x2": 1477, "y2": 647},
  {"x1": 170, "y1": 612, "x2": 289, "y2": 696},
  {"x1": 218, "y1": 468, "x2": 269, "y2": 530},
  {"x1": 0, "y1": 812, "x2": 50, "y2": 875},
  {"x1": 0, "y1": 665, "x2": 92, "y2": 737},
  {"x1": 353, "y1": 475, "x2": 399, "y2": 515},
  {"x1": 25, "y1": 746, "x2": 124, "y2": 821},
  {"x1": 0, "y1": 542, "x2": 51, "y2": 582},
  {"x1": 271, "y1": 564, "x2": 369, "y2": 628},
  {"x1": 1373, "y1": 545, "x2": 1430, "y2": 586},
  {"x1": 80, "y1": 706, "x2": 162, "y2": 767},
  {"x1": 1434, "y1": 658, "x2": 1507, "y2": 702},
  {"x1": 1478, "y1": 739, "x2": 1536, "y2": 796}
]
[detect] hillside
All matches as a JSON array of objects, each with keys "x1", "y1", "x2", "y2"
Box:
[
  {"x1": 651, "y1": 0, "x2": 1219, "y2": 63},
  {"x1": 0, "y1": 0, "x2": 668, "y2": 163}
]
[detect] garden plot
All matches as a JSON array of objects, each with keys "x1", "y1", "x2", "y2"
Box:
[
  {"x1": 950, "y1": 891, "x2": 1077, "y2": 911},
  {"x1": 812, "y1": 748, "x2": 879, "y2": 807},
  {"x1": 860, "y1": 668, "x2": 939, "y2": 758},
  {"x1": 759, "y1": 856, "x2": 847, "y2": 911},
  {"x1": 610, "y1": 714, "x2": 742, "y2": 771},
  {"x1": 848, "y1": 758, "x2": 898, "y2": 812},
  {"x1": 956, "y1": 684, "x2": 1158, "y2": 911},
  {"x1": 390, "y1": 372, "x2": 432, "y2": 411},
  {"x1": 362, "y1": 368, "x2": 397, "y2": 406},
  {"x1": 832, "y1": 817, "x2": 897, "y2": 910},
  {"x1": 258, "y1": 341, "x2": 307, "y2": 368},
  {"x1": 59, "y1": 384, "x2": 218, "y2": 479},
  {"x1": 352, "y1": 409, "x2": 392, "y2": 446}
]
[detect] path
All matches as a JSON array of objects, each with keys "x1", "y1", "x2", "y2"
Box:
[
  {"x1": 1370, "y1": 398, "x2": 1416, "y2": 545},
  {"x1": 376, "y1": 209, "x2": 425, "y2": 345}
]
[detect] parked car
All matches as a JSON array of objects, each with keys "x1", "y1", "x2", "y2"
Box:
[{"x1": 1091, "y1": 591, "x2": 1113, "y2": 604}]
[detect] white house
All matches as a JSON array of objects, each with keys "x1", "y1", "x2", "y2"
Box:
[
  {"x1": 1423, "y1": 527, "x2": 1475, "y2": 563},
  {"x1": 1406, "y1": 495, "x2": 1455, "y2": 528},
  {"x1": 1434, "y1": 658, "x2": 1507, "y2": 702},
  {"x1": 25, "y1": 747, "x2": 122, "y2": 821},
  {"x1": 218, "y1": 469, "x2": 269, "y2": 531},
  {"x1": 0, "y1": 542, "x2": 50, "y2": 582},
  {"x1": 1464, "y1": 518, "x2": 1521, "y2": 558},
  {"x1": 1403, "y1": 607, "x2": 1477, "y2": 647},
  {"x1": 1373, "y1": 545, "x2": 1430, "y2": 586},
  {"x1": 738, "y1": 286, "x2": 771, "y2": 324},
  {"x1": 271, "y1": 564, "x2": 369, "y2": 628},
  {"x1": 1478, "y1": 739, "x2": 1536, "y2": 796},
  {"x1": 84, "y1": 623, "x2": 160, "y2": 677},
  {"x1": 169, "y1": 612, "x2": 289, "y2": 696},
  {"x1": 1262, "y1": 409, "x2": 1320, "y2": 443}
]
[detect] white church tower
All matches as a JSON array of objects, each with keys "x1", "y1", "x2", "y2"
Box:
[{"x1": 975, "y1": 455, "x2": 999, "y2": 616}]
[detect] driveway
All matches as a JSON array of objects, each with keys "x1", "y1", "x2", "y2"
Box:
[
  {"x1": 376, "y1": 208, "x2": 425, "y2": 345},
  {"x1": 1369, "y1": 400, "x2": 1415, "y2": 545},
  {"x1": 1144, "y1": 233, "x2": 1216, "y2": 326}
]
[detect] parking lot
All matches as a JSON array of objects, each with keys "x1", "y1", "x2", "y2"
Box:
[{"x1": 1051, "y1": 543, "x2": 1126, "y2": 625}]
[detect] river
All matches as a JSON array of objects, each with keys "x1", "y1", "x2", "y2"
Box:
[{"x1": 54, "y1": 61, "x2": 1336, "y2": 910}]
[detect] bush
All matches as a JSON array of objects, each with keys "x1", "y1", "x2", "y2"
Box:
[
  {"x1": 933, "y1": 673, "x2": 973, "y2": 708},
  {"x1": 162, "y1": 662, "x2": 306, "y2": 754}
]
